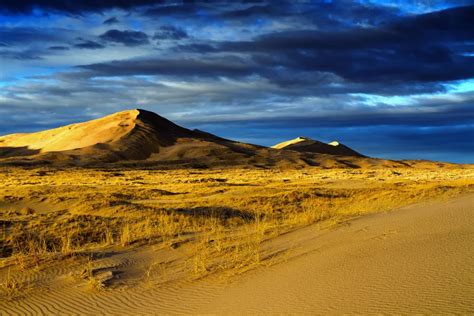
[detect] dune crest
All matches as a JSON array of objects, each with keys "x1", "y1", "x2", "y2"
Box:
[{"x1": 271, "y1": 136, "x2": 310, "y2": 149}]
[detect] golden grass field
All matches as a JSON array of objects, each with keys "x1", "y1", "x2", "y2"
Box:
[{"x1": 1, "y1": 166, "x2": 473, "y2": 313}]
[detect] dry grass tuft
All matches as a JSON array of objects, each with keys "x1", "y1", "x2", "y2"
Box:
[{"x1": 0, "y1": 268, "x2": 23, "y2": 300}]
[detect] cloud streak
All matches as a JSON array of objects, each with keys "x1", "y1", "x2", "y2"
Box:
[{"x1": 99, "y1": 29, "x2": 149, "y2": 46}]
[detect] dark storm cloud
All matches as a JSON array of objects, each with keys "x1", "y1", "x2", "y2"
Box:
[
  {"x1": 218, "y1": 4, "x2": 283, "y2": 19},
  {"x1": 180, "y1": 5, "x2": 474, "y2": 85},
  {"x1": 250, "y1": 47, "x2": 474, "y2": 85},
  {"x1": 48, "y1": 45, "x2": 69, "y2": 50},
  {"x1": 74, "y1": 40, "x2": 105, "y2": 49},
  {"x1": 78, "y1": 55, "x2": 255, "y2": 77},
  {"x1": 141, "y1": 1, "x2": 399, "y2": 29},
  {"x1": 0, "y1": 27, "x2": 66, "y2": 46},
  {"x1": 0, "y1": 0, "x2": 161, "y2": 14},
  {"x1": 103, "y1": 17, "x2": 119, "y2": 25},
  {"x1": 144, "y1": 3, "x2": 276, "y2": 19},
  {"x1": 186, "y1": 98, "x2": 474, "y2": 128},
  {"x1": 143, "y1": 3, "x2": 204, "y2": 17},
  {"x1": 0, "y1": 49, "x2": 42, "y2": 60},
  {"x1": 99, "y1": 29, "x2": 149, "y2": 46},
  {"x1": 217, "y1": 2, "x2": 400, "y2": 28},
  {"x1": 0, "y1": 0, "x2": 273, "y2": 16},
  {"x1": 153, "y1": 26, "x2": 188, "y2": 40}
]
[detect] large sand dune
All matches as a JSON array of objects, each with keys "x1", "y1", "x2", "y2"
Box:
[{"x1": 0, "y1": 109, "x2": 262, "y2": 164}]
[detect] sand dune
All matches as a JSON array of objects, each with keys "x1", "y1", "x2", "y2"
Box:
[
  {"x1": 0, "y1": 109, "x2": 262, "y2": 164},
  {"x1": 273, "y1": 136, "x2": 364, "y2": 157}
]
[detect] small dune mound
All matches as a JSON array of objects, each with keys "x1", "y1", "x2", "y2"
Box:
[{"x1": 272, "y1": 137, "x2": 364, "y2": 157}]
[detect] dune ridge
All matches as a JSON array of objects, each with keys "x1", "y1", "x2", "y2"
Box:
[{"x1": 0, "y1": 109, "x2": 469, "y2": 169}]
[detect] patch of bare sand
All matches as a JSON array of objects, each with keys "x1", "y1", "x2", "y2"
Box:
[{"x1": 2, "y1": 194, "x2": 473, "y2": 314}]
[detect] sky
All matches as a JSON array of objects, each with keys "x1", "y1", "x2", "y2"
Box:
[{"x1": 0, "y1": 0, "x2": 473, "y2": 163}]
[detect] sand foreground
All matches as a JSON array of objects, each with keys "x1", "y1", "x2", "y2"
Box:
[
  {"x1": 2, "y1": 193, "x2": 473, "y2": 314},
  {"x1": 198, "y1": 193, "x2": 474, "y2": 314}
]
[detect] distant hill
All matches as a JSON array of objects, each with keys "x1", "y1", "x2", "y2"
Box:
[
  {"x1": 272, "y1": 136, "x2": 364, "y2": 157},
  {"x1": 0, "y1": 109, "x2": 466, "y2": 169}
]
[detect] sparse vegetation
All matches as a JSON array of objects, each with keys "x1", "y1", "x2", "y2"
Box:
[{"x1": 0, "y1": 166, "x2": 473, "y2": 299}]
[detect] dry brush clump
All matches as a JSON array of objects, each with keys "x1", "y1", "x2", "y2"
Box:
[
  {"x1": 0, "y1": 268, "x2": 23, "y2": 300},
  {"x1": 4, "y1": 214, "x2": 116, "y2": 269}
]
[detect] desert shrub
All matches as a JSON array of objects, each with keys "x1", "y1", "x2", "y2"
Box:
[{"x1": 18, "y1": 207, "x2": 36, "y2": 216}]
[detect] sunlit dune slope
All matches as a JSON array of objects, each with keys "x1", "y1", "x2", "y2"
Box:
[{"x1": 0, "y1": 110, "x2": 138, "y2": 152}]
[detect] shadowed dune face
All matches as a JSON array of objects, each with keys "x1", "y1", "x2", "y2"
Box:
[
  {"x1": 272, "y1": 136, "x2": 364, "y2": 157},
  {"x1": 0, "y1": 146, "x2": 40, "y2": 158}
]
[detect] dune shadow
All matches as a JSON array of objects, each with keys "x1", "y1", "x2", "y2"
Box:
[
  {"x1": 0, "y1": 146, "x2": 40, "y2": 158},
  {"x1": 336, "y1": 159, "x2": 362, "y2": 168}
]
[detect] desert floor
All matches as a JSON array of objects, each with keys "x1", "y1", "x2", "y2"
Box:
[{"x1": 1, "y1": 167, "x2": 473, "y2": 314}]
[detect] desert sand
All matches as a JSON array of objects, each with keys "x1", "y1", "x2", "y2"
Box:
[{"x1": 199, "y1": 193, "x2": 474, "y2": 314}]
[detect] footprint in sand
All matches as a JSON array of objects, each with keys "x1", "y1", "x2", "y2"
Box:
[{"x1": 355, "y1": 226, "x2": 369, "y2": 233}]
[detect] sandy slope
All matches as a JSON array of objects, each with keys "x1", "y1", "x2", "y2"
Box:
[
  {"x1": 199, "y1": 193, "x2": 474, "y2": 314},
  {"x1": 0, "y1": 110, "x2": 138, "y2": 152},
  {"x1": 2, "y1": 194, "x2": 472, "y2": 314}
]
